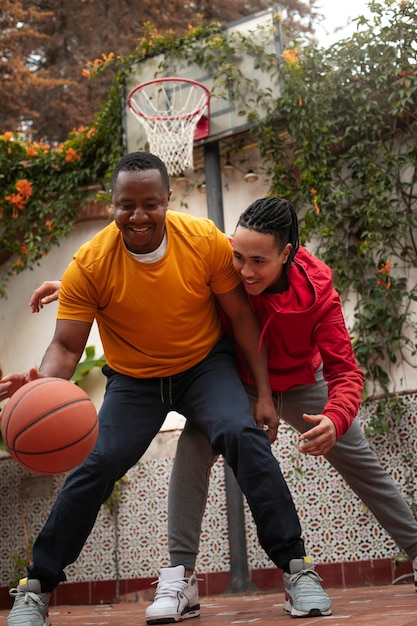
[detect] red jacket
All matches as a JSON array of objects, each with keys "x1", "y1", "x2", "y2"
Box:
[{"x1": 231, "y1": 246, "x2": 364, "y2": 439}]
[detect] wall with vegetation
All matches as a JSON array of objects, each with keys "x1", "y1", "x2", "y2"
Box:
[{"x1": 0, "y1": 0, "x2": 416, "y2": 595}]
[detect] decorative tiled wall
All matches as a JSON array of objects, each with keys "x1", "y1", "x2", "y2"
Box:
[{"x1": 1, "y1": 394, "x2": 416, "y2": 589}]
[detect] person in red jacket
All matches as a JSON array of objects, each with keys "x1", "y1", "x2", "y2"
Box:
[
  {"x1": 28, "y1": 197, "x2": 417, "y2": 623},
  {"x1": 152, "y1": 197, "x2": 417, "y2": 624}
]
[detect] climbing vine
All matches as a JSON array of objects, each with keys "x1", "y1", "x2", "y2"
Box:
[
  {"x1": 258, "y1": 0, "x2": 417, "y2": 405},
  {"x1": 0, "y1": 70, "x2": 125, "y2": 298}
]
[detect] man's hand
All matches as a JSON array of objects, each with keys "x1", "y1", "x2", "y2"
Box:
[
  {"x1": 0, "y1": 367, "x2": 41, "y2": 403},
  {"x1": 29, "y1": 280, "x2": 61, "y2": 313},
  {"x1": 298, "y1": 414, "x2": 337, "y2": 456},
  {"x1": 253, "y1": 396, "x2": 279, "y2": 444}
]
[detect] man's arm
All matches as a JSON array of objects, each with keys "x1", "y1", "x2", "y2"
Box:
[
  {"x1": 0, "y1": 319, "x2": 91, "y2": 400},
  {"x1": 216, "y1": 284, "x2": 278, "y2": 443}
]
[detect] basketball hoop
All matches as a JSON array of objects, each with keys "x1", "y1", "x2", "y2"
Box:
[{"x1": 127, "y1": 77, "x2": 210, "y2": 176}]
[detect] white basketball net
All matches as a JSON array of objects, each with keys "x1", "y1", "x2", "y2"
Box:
[{"x1": 128, "y1": 79, "x2": 210, "y2": 176}]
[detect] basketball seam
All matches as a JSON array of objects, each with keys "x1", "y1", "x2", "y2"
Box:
[{"x1": 10, "y1": 399, "x2": 97, "y2": 453}]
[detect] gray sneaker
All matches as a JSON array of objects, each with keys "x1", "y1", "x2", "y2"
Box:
[
  {"x1": 7, "y1": 578, "x2": 51, "y2": 626},
  {"x1": 413, "y1": 556, "x2": 417, "y2": 592},
  {"x1": 283, "y1": 557, "x2": 332, "y2": 618}
]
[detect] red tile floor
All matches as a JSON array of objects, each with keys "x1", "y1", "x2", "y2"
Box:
[{"x1": 0, "y1": 583, "x2": 416, "y2": 626}]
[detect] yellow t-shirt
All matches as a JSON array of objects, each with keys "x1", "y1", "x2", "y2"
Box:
[{"x1": 58, "y1": 210, "x2": 240, "y2": 378}]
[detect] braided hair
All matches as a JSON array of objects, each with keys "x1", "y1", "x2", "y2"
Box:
[
  {"x1": 111, "y1": 151, "x2": 170, "y2": 193},
  {"x1": 236, "y1": 197, "x2": 299, "y2": 266}
]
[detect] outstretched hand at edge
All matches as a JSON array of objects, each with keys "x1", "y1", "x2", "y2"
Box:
[
  {"x1": 0, "y1": 367, "x2": 41, "y2": 406},
  {"x1": 29, "y1": 280, "x2": 61, "y2": 313}
]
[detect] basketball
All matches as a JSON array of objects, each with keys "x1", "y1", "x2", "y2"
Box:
[{"x1": 1, "y1": 377, "x2": 99, "y2": 475}]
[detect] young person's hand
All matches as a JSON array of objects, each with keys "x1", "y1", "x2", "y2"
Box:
[
  {"x1": 29, "y1": 280, "x2": 61, "y2": 313},
  {"x1": 0, "y1": 367, "x2": 40, "y2": 402},
  {"x1": 298, "y1": 414, "x2": 337, "y2": 456}
]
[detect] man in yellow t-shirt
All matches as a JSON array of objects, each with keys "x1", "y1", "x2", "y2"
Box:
[{"x1": 0, "y1": 152, "x2": 331, "y2": 625}]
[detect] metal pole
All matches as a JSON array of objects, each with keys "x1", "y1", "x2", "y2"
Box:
[
  {"x1": 203, "y1": 141, "x2": 258, "y2": 594},
  {"x1": 203, "y1": 142, "x2": 224, "y2": 231},
  {"x1": 223, "y1": 463, "x2": 259, "y2": 593}
]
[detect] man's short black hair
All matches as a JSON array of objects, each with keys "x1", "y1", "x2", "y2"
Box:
[{"x1": 111, "y1": 152, "x2": 170, "y2": 193}]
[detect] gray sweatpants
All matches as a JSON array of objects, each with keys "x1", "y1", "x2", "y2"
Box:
[{"x1": 168, "y1": 367, "x2": 417, "y2": 570}]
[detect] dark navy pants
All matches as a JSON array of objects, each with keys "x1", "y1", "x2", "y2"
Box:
[{"x1": 29, "y1": 337, "x2": 304, "y2": 591}]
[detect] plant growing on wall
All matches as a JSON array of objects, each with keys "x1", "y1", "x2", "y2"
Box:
[
  {"x1": 0, "y1": 71, "x2": 124, "y2": 298},
  {"x1": 257, "y1": 0, "x2": 417, "y2": 405}
]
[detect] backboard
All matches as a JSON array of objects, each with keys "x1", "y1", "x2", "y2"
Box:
[{"x1": 124, "y1": 7, "x2": 283, "y2": 157}]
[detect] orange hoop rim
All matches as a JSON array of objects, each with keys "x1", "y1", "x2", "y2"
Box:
[{"x1": 127, "y1": 77, "x2": 210, "y2": 122}]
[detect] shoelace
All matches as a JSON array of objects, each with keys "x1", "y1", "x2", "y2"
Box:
[
  {"x1": 152, "y1": 579, "x2": 189, "y2": 600},
  {"x1": 289, "y1": 569, "x2": 323, "y2": 587},
  {"x1": 8, "y1": 588, "x2": 47, "y2": 607}
]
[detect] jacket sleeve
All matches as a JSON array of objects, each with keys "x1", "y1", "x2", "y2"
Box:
[{"x1": 313, "y1": 290, "x2": 365, "y2": 438}]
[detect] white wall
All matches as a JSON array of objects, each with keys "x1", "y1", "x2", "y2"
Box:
[{"x1": 0, "y1": 221, "x2": 102, "y2": 380}]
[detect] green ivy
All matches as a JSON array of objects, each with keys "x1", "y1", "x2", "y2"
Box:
[
  {"x1": 0, "y1": 75, "x2": 125, "y2": 297},
  {"x1": 71, "y1": 346, "x2": 106, "y2": 384},
  {"x1": 258, "y1": 0, "x2": 417, "y2": 408}
]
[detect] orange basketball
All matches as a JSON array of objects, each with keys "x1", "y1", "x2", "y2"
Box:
[{"x1": 1, "y1": 377, "x2": 99, "y2": 475}]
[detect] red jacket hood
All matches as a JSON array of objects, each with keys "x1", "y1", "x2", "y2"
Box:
[
  {"x1": 243, "y1": 246, "x2": 333, "y2": 388},
  {"x1": 228, "y1": 246, "x2": 364, "y2": 438}
]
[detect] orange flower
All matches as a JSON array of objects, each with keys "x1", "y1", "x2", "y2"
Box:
[
  {"x1": 26, "y1": 145, "x2": 37, "y2": 157},
  {"x1": 5, "y1": 179, "x2": 33, "y2": 217},
  {"x1": 12, "y1": 258, "x2": 24, "y2": 270},
  {"x1": 5, "y1": 193, "x2": 26, "y2": 210},
  {"x1": 101, "y1": 52, "x2": 115, "y2": 63},
  {"x1": 65, "y1": 147, "x2": 82, "y2": 163},
  {"x1": 399, "y1": 69, "x2": 414, "y2": 77},
  {"x1": 45, "y1": 219, "x2": 53, "y2": 230},
  {"x1": 376, "y1": 277, "x2": 391, "y2": 289},
  {"x1": 310, "y1": 188, "x2": 320, "y2": 214},
  {"x1": 282, "y1": 48, "x2": 299, "y2": 66},
  {"x1": 39, "y1": 140, "x2": 50, "y2": 152},
  {"x1": 16, "y1": 179, "x2": 33, "y2": 200},
  {"x1": 376, "y1": 262, "x2": 392, "y2": 289},
  {"x1": 20, "y1": 243, "x2": 28, "y2": 255},
  {"x1": 2, "y1": 132, "x2": 13, "y2": 142},
  {"x1": 377, "y1": 261, "x2": 392, "y2": 275}
]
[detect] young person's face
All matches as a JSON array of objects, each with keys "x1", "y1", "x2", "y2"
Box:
[
  {"x1": 232, "y1": 226, "x2": 292, "y2": 295},
  {"x1": 113, "y1": 169, "x2": 171, "y2": 254}
]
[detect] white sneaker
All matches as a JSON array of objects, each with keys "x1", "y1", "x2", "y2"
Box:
[
  {"x1": 413, "y1": 556, "x2": 417, "y2": 592},
  {"x1": 283, "y1": 557, "x2": 332, "y2": 618},
  {"x1": 145, "y1": 565, "x2": 200, "y2": 624}
]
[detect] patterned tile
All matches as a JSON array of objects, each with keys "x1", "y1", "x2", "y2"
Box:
[{"x1": 0, "y1": 395, "x2": 416, "y2": 587}]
